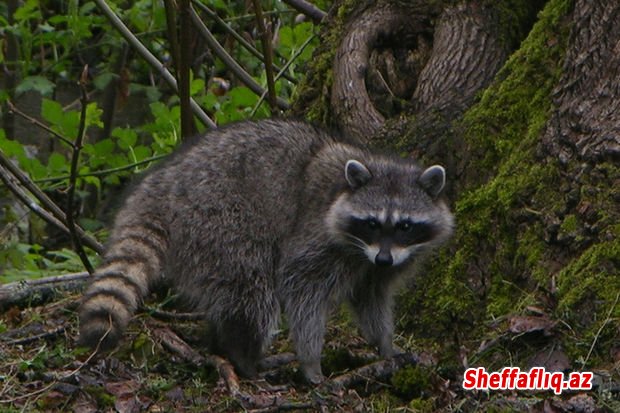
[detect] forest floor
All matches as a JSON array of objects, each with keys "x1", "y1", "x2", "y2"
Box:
[{"x1": 0, "y1": 286, "x2": 618, "y2": 412}]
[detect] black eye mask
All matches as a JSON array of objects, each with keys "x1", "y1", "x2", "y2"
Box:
[{"x1": 345, "y1": 217, "x2": 437, "y2": 247}]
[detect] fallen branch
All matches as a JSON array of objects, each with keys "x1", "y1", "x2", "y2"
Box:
[
  {"x1": 152, "y1": 327, "x2": 242, "y2": 396},
  {"x1": 258, "y1": 352, "x2": 296, "y2": 371},
  {"x1": 0, "y1": 272, "x2": 90, "y2": 311},
  {"x1": 247, "y1": 401, "x2": 315, "y2": 412},
  {"x1": 2, "y1": 327, "x2": 66, "y2": 346},
  {"x1": 325, "y1": 352, "x2": 421, "y2": 390},
  {"x1": 146, "y1": 308, "x2": 206, "y2": 322}
]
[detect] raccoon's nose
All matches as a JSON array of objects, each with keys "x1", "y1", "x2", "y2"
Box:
[{"x1": 375, "y1": 250, "x2": 393, "y2": 266}]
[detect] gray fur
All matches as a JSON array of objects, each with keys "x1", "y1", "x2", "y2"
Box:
[{"x1": 78, "y1": 119, "x2": 454, "y2": 383}]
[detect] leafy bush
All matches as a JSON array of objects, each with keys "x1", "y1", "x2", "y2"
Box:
[{"x1": 0, "y1": 0, "x2": 323, "y2": 280}]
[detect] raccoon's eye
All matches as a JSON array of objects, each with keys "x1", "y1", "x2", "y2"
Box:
[
  {"x1": 366, "y1": 218, "x2": 380, "y2": 230},
  {"x1": 396, "y1": 221, "x2": 413, "y2": 232}
]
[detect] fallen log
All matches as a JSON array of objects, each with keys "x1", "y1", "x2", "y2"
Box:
[{"x1": 0, "y1": 272, "x2": 90, "y2": 310}]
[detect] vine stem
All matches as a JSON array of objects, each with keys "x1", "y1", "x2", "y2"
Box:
[
  {"x1": 65, "y1": 66, "x2": 94, "y2": 274},
  {"x1": 191, "y1": 0, "x2": 297, "y2": 84},
  {"x1": 93, "y1": 0, "x2": 216, "y2": 129},
  {"x1": 188, "y1": 5, "x2": 289, "y2": 110},
  {"x1": 282, "y1": 0, "x2": 327, "y2": 23},
  {"x1": 0, "y1": 148, "x2": 103, "y2": 254},
  {"x1": 251, "y1": 0, "x2": 278, "y2": 113}
]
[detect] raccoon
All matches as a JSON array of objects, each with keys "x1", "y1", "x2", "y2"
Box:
[{"x1": 78, "y1": 119, "x2": 454, "y2": 383}]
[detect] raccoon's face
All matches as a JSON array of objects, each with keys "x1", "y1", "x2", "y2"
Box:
[{"x1": 326, "y1": 159, "x2": 453, "y2": 267}]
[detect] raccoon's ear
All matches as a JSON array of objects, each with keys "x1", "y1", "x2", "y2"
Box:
[
  {"x1": 418, "y1": 165, "x2": 446, "y2": 197},
  {"x1": 345, "y1": 160, "x2": 372, "y2": 189}
]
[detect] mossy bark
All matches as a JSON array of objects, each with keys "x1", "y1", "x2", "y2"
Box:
[{"x1": 293, "y1": 0, "x2": 619, "y2": 376}]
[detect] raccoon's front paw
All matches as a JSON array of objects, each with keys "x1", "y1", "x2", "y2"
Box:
[
  {"x1": 379, "y1": 345, "x2": 394, "y2": 358},
  {"x1": 379, "y1": 343, "x2": 405, "y2": 359},
  {"x1": 301, "y1": 361, "x2": 324, "y2": 385}
]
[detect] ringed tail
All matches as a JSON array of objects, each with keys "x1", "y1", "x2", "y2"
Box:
[{"x1": 78, "y1": 221, "x2": 168, "y2": 350}]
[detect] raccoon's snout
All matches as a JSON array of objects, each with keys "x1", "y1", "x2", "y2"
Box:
[{"x1": 375, "y1": 250, "x2": 393, "y2": 266}]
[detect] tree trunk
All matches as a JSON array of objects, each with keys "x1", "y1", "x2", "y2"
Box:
[{"x1": 293, "y1": 0, "x2": 619, "y2": 388}]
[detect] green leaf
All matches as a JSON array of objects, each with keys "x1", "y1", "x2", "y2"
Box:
[
  {"x1": 112, "y1": 127, "x2": 138, "y2": 150},
  {"x1": 93, "y1": 72, "x2": 116, "y2": 90},
  {"x1": 131, "y1": 145, "x2": 152, "y2": 163},
  {"x1": 41, "y1": 99, "x2": 64, "y2": 127},
  {"x1": 190, "y1": 78, "x2": 205, "y2": 96},
  {"x1": 200, "y1": 91, "x2": 219, "y2": 111},
  {"x1": 229, "y1": 87, "x2": 257, "y2": 107},
  {"x1": 93, "y1": 139, "x2": 114, "y2": 156},
  {"x1": 0, "y1": 132, "x2": 26, "y2": 158},
  {"x1": 86, "y1": 102, "x2": 104, "y2": 129},
  {"x1": 83, "y1": 175, "x2": 101, "y2": 192},
  {"x1": 14, "y1": 0, "x2": 42, "y2": 21},
  {"x1": 16, "y1": 76, "x2": 56, "y2": 97},
  {"x1": 47, "y1": 153, "x2": 68, "y2": 173}
]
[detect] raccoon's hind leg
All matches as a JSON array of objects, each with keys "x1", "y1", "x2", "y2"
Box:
[
  {"x1": 349, "y1": 277, "x2": 396, "y2": 358},
  {"x1": 205, "y1": 271, "x2": 280, "y2": 378},
  {"x1": 210, "y1": 315, "x2": 268, "y2": 378}
]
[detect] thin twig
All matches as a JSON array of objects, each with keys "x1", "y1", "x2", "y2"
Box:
[
  {"x1": 93, "y1": 0, "x2": 216, "y2": 129},
  {"x1": 252, "y1": 0, "x2": 278, "y2": 113},
  {"x1": 0, "y1": 138, "x2": 103, "y2": 255},
  {"x1": 178, "y1": 0, "x2": 196, "y2": 137},
  {"x1": 163, "y1": 0, "x2": 181, "y2": 79},
  {"x1": 0, "y1": 164, "x2": 69, "y2": 243},
  {"x1": 0, "y1": 322, "x2": 109, "y2": 405},
  {"x1": 250, "y1": 33, "x2": 315, "y2": 117},
  {"x1": 66, "y1": 66, "x2": 94, "y2": 274},
  {"x1": 34, "y1": 154, "x2": 168, "y2": 184},
  {"x1": 3, "y1": 327, "x2": 66, "y2": 346},
  {"x1": 5, "y1": 100, "x2": 74, "y2": 147},
  {"x1": 281, "y1": 0, "x2": 327, "y2": 24},
  {"x1": 191, "y1": 0, "x2": 297, "y2": 84},
  {"x1": 188, "y1": 5, "x2": 289, "y2": 110}
]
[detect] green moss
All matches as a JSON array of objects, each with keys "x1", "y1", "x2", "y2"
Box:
[
  {"x1": 488, "y1": 0, "x2": 548, "y2": 50},
  {"x1": 321, "y1": 347, "x2": 369, "y2": 375},
  {"x1": 559, "y1": 213, "x2": 578, "y2": 232},
  {"x1": 556, "y1": 241, "x2": 620, "y2": 365},
  {"x1": 408, "y1": 397, "x2": 435, "y2": 412},
  {"x1": 84, "y1": 385, "x2": 116, "y2": 409},
  {"x1": 391, "y1": 365, "x2": 431, "y2": 399},
  {"x1": 557, "y1": 241, "x2": 620, "y2": 314},
  {"x1": 407, "y1": 0, "x2": 618, "y2": 371},
  {"x1": 400, "y1": 0, "x2": 575, "y2": 360},
  {"x1": 290, "y1": 0, "x2": 363, "y2": 123},
  {"x1": 462, "y1": 0, "x2": 570, "y2": 173},
  {"x1": 367, "y1": 392, "x2": 409, "y2": 411}
]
